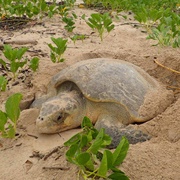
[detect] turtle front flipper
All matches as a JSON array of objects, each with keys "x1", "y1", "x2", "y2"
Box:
[
  {"x1": 30, "y1": 95, "x2": 50, "y2": 109},
  {"x1": 95, "y1": 117, "x2": 151, "y2": 149}
]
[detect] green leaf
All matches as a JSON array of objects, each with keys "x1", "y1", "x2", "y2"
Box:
[
  {"x1": 10, "y1": 61, "x2": 19, "y2": 74},
  {"x1": 48, "y1": 43, "x2": 55, "y2": 52},
  {"x1": 86, "y1": 129, "x2": 93, "y2": 143},
  {"x1": 81, "y1": 116, "x2": 94, "y2": 128},
  {"x1": 40, "y1": 0, "x2": 47, "y2": 11},
  {"x1": 29, "y1": 57, "x2": 39, "y2": 71},
  {"x1": 72, "y1": 13, "x2": 77, "y2": 19},
  {"x1": 0, "y1": 110, "x2": 7, "y2": 131},
  {"x1": 63, "y1": 17, "x2": 75, "y2": 26},
  {"x1": 16, "y1": 47, "x2": 28, "y2": 60},
  {"x1": 81, "y1": 14, "x2": 86, "y2": 20},
  {"x1": 86, "y1": 22, "x2": 95, "y2": 29},
  {"x1": 85, "y1": 157, "x2": 94, "y2": 171},
  {"x1": 0, "y1": 76, "x2": 7, "y2": 91},
  {"x1": 102, "y1": 133, "x2": 112, "y2": 146},
  {"x1": 112, "y1": 137, "x2": 129, "y2": 166},
  {"x1": 88, "y1": 128, "x2": 104, "y2": 154},
  {"x1": 65, "y1": 144, "x2": 80, "y2": 164},
  {"x1": 10, "y1": 61, "x2": 27, "y2": 74},
  {"x1": 5, "y1": 93, "x2": 23, "y2": 123},
  {"x1": 0, "y1": 59, "x2": 7, "y2": 69},
  {"x1": 76, "y1": 152, "x2": 90, "y2": 165},
  {"x1": 51, "y1": 37, "x2": 68, "y2": 50},
  {"x1": 108, "y1": 172, "x2": 129, "y2": 180},
  {"x1": 97, "y1": 150, "x2": 113, "y2": 177},
  {"x1": 3, "y1": 45, "x2": 16, "y2": 61},
  {"x1": 66, "y1": 144, "x2": 79, "y2": 157},
  {"x1": 58, "y1": 58, "x2": 65, "y2": 62},
  {"x1": 80, "y1": 134, "x2": 88, "y2": 148},
  {"x1": 7, "y1": 124, "x2": 16, "y2": 138},
  {"x1": 64, "y1": 133, "x2": 81, "y2": 146},
  {"x1": 50, "y1": 52, "x2": 56, "y2": 63},
  {"x1": 107, "y1": 24, "x2": 115, "y2": 33}
]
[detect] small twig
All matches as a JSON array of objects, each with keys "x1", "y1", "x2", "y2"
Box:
[
  {"x1": 0, "y1": 40, "x2": 37, "y2": 49},
  {"x1": 4, "y1": 40, "x2": 38, "y2": 45},
  {"x1": 1, "y1": 18, "x2": 31, "y2": 23},
  {"x1": 15, "y1": 143, "x2": 22, "y2": 147},
  {"x1": 27, "y1": 133, "x2": 38, "y2": 139},
  {"x1": 30, "y1": 150, "x2": 44, "y2": 159},
  {"x1": 42, "y1": 166, "x2": 70, "y2": 170},
  {"x1": 167, "y1": 85, "x2": 180, "y2": 90},
  {"x1": 154, "y1": 60, "x2": 180, "y2": 74},
  {"x1": 55, "y1": 154, "x2": 62, "y2": 160},
  {"x1": 118, "y1": 22, "x2": 141, "y2": 26},
  {"x1": 43, "y1": 146, "x2": 64, "y2": 160},
  {"x1": 1, "y1": 145, "x2": 13, "y2": 151}
]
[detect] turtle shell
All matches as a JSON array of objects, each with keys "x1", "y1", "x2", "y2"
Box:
[{"x1": 47, "y1": 58, "x2": 159, "y2": 119}]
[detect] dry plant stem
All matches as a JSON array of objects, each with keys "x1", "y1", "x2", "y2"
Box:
[
  {"x1": 43, "y1": 146, "x2": 60, "y2": 160},
  {"x1": 154, "y1": 60, "x2": 180, "y2": 74},
  {"x1": 154, "y1": 60, "x2": 180, "y2": 90},
  {"x1": 42, "y1": 166, "x2": 70, "y2": 170},
  {"x1": 167, "y1": 86, "x2": 180, "y2": 90},
  {"x1": 4, "y1": 40, "x2": 38, "y2": 45},
  {"x1": 43, "y1": 146, "x2": 64, "y2": 160},
  {"x1": 27, "y1": 133, "x2": 38, "y2": 139},
  {"x1": 0, "y1": 40, "x2": 37, "y2": 49},
  {"x1": 55, "y1": 154, "x2": 62, "y2": 160},
  {"x1": 1, "y1": 145, "x2": 13, "y2": 151}
]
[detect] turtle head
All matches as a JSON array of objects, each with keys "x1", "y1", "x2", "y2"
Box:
[{"x1": 36, "y1": 91, "x2": 85, "y2": 133}]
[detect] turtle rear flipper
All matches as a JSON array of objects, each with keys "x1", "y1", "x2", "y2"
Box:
[{"x1": 95, "y1": 118, "x2": 151, "y2": 148}]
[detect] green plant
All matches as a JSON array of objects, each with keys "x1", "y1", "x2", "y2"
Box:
[
  {"x1": 134, "y1": 7, "x2": 163, "y2": 30},
  {"x1": 47, "y1": 2, "x2": 58, "y2": 18},
  {"x1": 48, "y1": 37, "x2": 68, "y2": 63},
  {"x1": 65, "y1": 0, "x2": 76, "y2": 8},
  {"x1": 85, "y1": 13, "x2": 115, "y2": 41},
  {"x1": 62, "y1": 16, "x2": 76, "y2": 32},
  {"x1": 0, "y1": 45, "x2": 39, "y2": 80},
  {"x1": 29, "y1": 57, "x2": 40, "y2": 71},
  {"x1": 0, "y1": 76, "x2": 7, "y2": 92},
  {"x1": 70, "y1": 34, "x2": 86, "y2": 44},
  {"x1": 82, "y1": 0, "x2": 179, "y2": 47},
  {"x1": 0, "y1": 0, "x2": 60, "y2": 19},
  {"x1": 82, "y1": 0, "x2": 100, "y2": 7},
  {"x1": 56, "y1": 0, "x2": 76, "y2": 18},
  {"x1": 0, "y1": 93, "x2": 22, "y2": 138},
  {"x1": 147, "y1": 12, "x2": 180, "y2": 47},
  {"x1": 64, "y1": 117, "x2": 129, "y2": 180},
  {"x1": 0, "y1": 0, "x2": 13, "y2": 16},
  {"x1": 147, "y1": 24, "x2": 180, "y2": 47},
  {"x1": 58, "y1": 6, "x2": 69, "y2": 17}
]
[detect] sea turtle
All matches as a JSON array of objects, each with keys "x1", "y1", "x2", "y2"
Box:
[{"x1": 31, "y1": 58, "x2": 173, "y2": 147}]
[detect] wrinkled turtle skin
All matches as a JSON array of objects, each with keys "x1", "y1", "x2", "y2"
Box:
[{"x1": 31, "y1": 58, "x2": 173, "y2": 147}]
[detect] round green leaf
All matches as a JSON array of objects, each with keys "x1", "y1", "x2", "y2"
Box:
[
  {"x1": 76, "y1": 152, "x2": 90, "y2": 165},
  {"x1": 5, "y1": 93, "x2": 23, "y2": 123}
]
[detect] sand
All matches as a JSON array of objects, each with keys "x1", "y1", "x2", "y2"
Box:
[{"x1": 0, "y1": 4, "x2": 180, "y2": 180}]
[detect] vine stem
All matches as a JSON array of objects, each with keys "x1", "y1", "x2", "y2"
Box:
[{"x1": 154, "y1": 59, "x2": 180, "y2": 74}]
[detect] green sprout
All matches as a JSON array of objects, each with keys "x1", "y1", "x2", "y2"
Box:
[
  {"x1": 0, "y1": 93, "x2": 22, "y2": 138},
  {"x1": 64, "y1": 117, "x2": 129, "y2": 180},
  {"x1": 85, "y1": 13, "x2": 115, "y2": 41},
  {"x1": 0, "y1": 45, "x2": 39, "y2": 80},
  {"x1": 48, "y1": 37, "x2": 68, "y2": 63},
  {"x1": 0, "y1": 76, "x2": 8, "y2": 92},
  {"x1": 70, "y1": 34, "x2": 87, "y2": 44}
]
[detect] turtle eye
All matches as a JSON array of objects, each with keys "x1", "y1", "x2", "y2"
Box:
[
  {"x1": 55, "y1": 113, "x2": 69, "y2": 123},
  {"x1": 57, "y1": 113, "x2": 63, "y2": 121}
]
